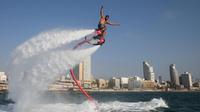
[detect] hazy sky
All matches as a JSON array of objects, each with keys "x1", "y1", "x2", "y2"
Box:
[{"x1": 0, "y1": 0, "x2": 200, "y2": 80}]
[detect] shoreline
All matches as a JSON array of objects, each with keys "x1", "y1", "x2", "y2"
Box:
[
  {"x1": 1, "y1": 89, "x2": 200, "y2": 94},
  {"x1": 72, "y1": 88, "x2": 200, "y2": 93}
]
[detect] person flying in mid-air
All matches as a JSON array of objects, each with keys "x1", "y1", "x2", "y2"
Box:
[
  {"x1": 73, "y1": 6, "x2": 119, "y2": 49},
  {"x1": 98, "y1": 5, "x2": 120, "y2": 32},
  {"x1": 95, "y1": 5, "x2": 120, "y2": 45}
]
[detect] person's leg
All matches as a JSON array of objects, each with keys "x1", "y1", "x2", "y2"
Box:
[
  {"x1": 93, "y1": 35, "x2": 101, "y2": 40},
  {"x1": 73, "y1": 37, "x2": 93, "y2": 49},
  {"x1": 98, "y1": 37, "x2": 105, "y2": 45}
]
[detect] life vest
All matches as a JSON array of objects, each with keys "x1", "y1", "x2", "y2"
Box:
[{"x1": 99, "y1": 17, "x2": 106, "y2": 24}]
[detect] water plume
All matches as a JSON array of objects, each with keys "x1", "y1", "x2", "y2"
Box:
[{"x1": 8, "y1": 29, "x2": 99, "y2": 112}]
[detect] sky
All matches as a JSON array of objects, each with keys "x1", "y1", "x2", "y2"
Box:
[{"x1": 0, "y1": 0, "x2": 200, "y2": 81}]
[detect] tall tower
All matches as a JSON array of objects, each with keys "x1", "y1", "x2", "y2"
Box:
[
  {"x1": 82, "y1": 56, "x2": 92, "y2": 81},
  {"x1": 73, "y1": 56, "x2": 92, "y2": 83},
  {"x1": 143, "y1": 61, "x2": 155, "y2": 81},
  {"x1": 159, "y1": 76, "x2": 162, "y2": 84},
  {"x1": 73, "y1": 64, "x2": 83, "y2": 81},
  {"x1": 169, "y1": 64, "x2": 180, "y2": 87}
]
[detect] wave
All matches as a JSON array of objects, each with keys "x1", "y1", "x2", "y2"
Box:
[
  {"x1": 0, "y1": 98, "x2": 168, "y2": 112},
  {"x1": 98, "y1": 98, "x2": 168, "y2": 112}
]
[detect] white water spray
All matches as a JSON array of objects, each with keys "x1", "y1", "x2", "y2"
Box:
[{"x1": 8, "y1": 29, "x2": 99, "y2": 112}]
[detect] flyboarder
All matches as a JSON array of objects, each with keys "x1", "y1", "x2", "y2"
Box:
[
  {"x1": 73, "y1": 5, "x2": 119, "y2": 49},
  {"x1": 98, "y1": 5, "x2": 120, "y2": 33},
  {"x1": 93, "y1": 5, "x2": 120, "y2": 45}
]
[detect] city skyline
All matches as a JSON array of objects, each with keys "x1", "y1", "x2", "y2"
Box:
[
  {"x1": 0, "y1": 0, "x2": 200, "y2": 80},
  {"x1": 74, "y1": 58, "x2": 196, "y2": 84}
]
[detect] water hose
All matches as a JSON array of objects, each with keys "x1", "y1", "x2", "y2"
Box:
[{"x1": 69, "y1": 67, "x2": 93, "y2": 101}]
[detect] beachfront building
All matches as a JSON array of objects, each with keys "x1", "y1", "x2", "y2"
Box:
[
  {"x1": 48, "y1": 80, "x2": 74, "y2": 91},
  {"x1": 91, "y1": 80, "x2": 98, "y2": 89},
  {"x1": 128, "y1": 76, "x2": 143, "y2": 90},
  {"x1": 0, "y1": 72, "x2": 7, "y2": 82},
  {"x1": 193, "y1": 82, "x2": 200, "y2": 88},
  {"x1": 142, "y1": 80, "x2": 156, "y2": 89},
  {"x1": 120, "y1": 77, "x2": 129, "y2": 89},
  {"x1": 143, "y1": 61, "x2": 155, "y2": 81},
  {"x1": 96, "y1": 79, "x2": 108, "y2": 89},
  {"x1": 0, "y1": 72, "x2": 8, "y2": 91},
  {"x1": 83, "y1": 80, "x2": 92, "y2": 89},
  {"x1": 180, "y1": 72, "x2": 193, "y2": 89},
  {"x1": 109, "y1": 77, "x2": 120, "y2": 89},
  {"x1": 48, "y1": 75, "x2": 74, "y2": 91},
  {"x1": 169, "y1": 64, "x2": 180, "y2": 88}
]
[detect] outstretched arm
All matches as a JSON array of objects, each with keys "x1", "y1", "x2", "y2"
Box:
[
  {"x1": 100, "y1": 5, "x2": 104, "y2": 18},
  {"x1": 107, "y1": 21, "x2": 120, "y2": 26}
]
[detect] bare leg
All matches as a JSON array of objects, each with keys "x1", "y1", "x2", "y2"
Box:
[{"x1": 73, "y1": 37, "x2": 93, "y2": 49}]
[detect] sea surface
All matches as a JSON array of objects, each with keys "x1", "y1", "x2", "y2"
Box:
[{"x1": 0, "y1": 91, "x2": 199, "y2": 112}]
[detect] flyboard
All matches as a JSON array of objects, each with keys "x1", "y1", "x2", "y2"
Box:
[
  {"x1": 68, "y1": 65, "x2": 98, "y2": 109},
  {"x1": 73, "y1": 29, "x2": 105, "y2": 49}
]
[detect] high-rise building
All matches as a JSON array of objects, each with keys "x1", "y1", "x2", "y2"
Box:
[
  {"x1": 159, "y1": 76, "x2": 162, "y2": 84},
  {"x1": 82, "y1": 56, "x2": 92, "y2": 81},
  {"x1": 120, "y1": 77, "x2": 129, "y2": 88},
  {"x1": 73, "y1": 64, "x2": 82, "y2": 81},
  {"x1": 128, "y1": 76, "x2": 143, "y2": 90},
  {"x1": 73, "y1": 56, "x2": 92, "y2": 83},
  {"x1": 143, "y1": 61, "x2": 155, "y2": 81},
  {"x1": 109, "y1": 77, "x2": 120, "y2": 89},
  {"x1": 180, "y1": 72, "x2": 192, "y2": 89},
  {"x1": 169, "y1": 64, "x2": 180, "y2": 88}
]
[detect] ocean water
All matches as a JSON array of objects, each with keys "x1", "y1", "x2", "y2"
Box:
[{"x1": 0, "y1": 91, "x2": 199, "y2": 112}]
